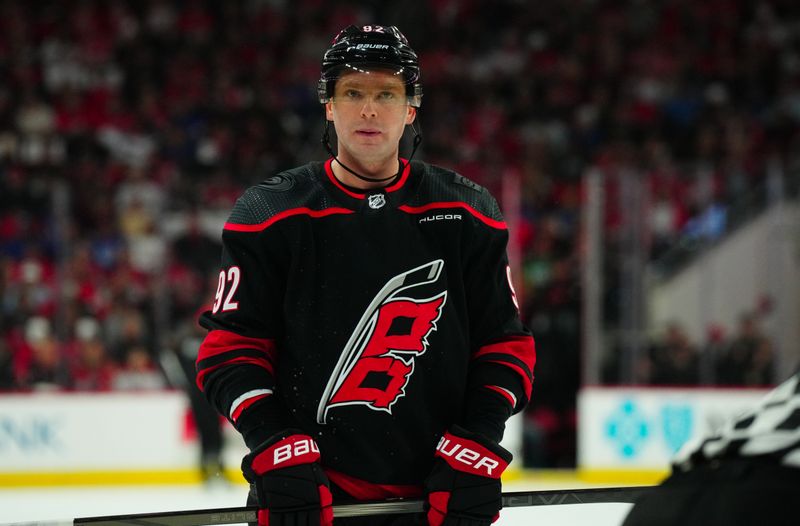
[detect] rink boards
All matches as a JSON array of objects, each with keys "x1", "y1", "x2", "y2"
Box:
[
  {"x1": 0, "y1": 392, "x2": 206, "y2": 485},
  {"x1": 577, "y1": 385, "x2": 768, "y2": 479},
  {"x1": 0, "y1": 391, "x2": 524, "y2": 486},
  {"x1": 0, "y1": 387, "x2": 768, "y2": 486}
]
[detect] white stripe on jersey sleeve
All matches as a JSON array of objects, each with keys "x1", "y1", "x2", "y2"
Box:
[
  {"x1": 491, "y1": 385, "x2": 517, "y2": 408},
  {"x1": 229, "y1": 389, "x2": 273, "y2": 420}
]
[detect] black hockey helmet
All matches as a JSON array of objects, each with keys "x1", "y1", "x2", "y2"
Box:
[{"x1": 318, "y1": 25, "x2": 423, "y2": 107}]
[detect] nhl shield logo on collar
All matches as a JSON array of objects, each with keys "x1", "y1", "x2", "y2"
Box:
[{"x1": 367, "y1": 194, "x2": 386, "y2": 209}]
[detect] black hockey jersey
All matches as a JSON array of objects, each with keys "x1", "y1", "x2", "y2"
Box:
[{"x1": 196, "y1": 159, "x2": 535, "y2": 497}]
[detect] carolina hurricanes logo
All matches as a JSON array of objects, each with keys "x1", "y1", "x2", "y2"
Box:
[{"x1": 316, "y1": 260, "x2": 447, "y2": 424}]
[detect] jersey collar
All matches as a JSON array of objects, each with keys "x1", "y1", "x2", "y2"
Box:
[{"x1": 324, "y1": 157, "x2": 413, "y2": 200}]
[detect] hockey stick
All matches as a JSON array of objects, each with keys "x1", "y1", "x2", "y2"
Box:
[{"x1": 71, "y1": 486, "x2": 652, "y2": 526}]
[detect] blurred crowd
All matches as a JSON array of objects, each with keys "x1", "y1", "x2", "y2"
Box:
[
  {"x1": 603, "y1": 311, "x2": 777, "y2": 387},
  {"x1": 1, "y1": 0, "x2": 800, "y2": 467}
]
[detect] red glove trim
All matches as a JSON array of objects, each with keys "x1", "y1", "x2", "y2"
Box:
[
  {"x1": 434, "y1": 431, "x2": 509, "y2": 479},
  {"x1": 320, "y1": 484, "x2": 333, "y2": 526},
  {"x1": 250, "y1": 434, "x2": 321, "y2": 474},
  {"x1": 427, "y1": 491, "x2": 449, "y2": 526}
]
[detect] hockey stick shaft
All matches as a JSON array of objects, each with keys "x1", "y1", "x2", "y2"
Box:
[{"x1": 71, "y1": 486, "x2": 652, "y2": 526}]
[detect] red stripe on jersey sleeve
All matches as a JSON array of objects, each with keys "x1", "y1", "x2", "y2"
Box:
[
  {"x1": 196, "y1": 355, "x2": 276, "y2": 390},
  {"x1": 196, "y1": 330, "x2": 277, "y2": 390},
  {"x1": 473, "y1": 335, "x2": 536, "y2": 370},
  {"x1": 485, "y1": 385, "x2": 516, "y2": 408},
  {"x1": 198, "y1": 330, "x2": 277, "y2": 361},
  {"x1": 472, "y1": 335, "x2": 536, "y2": 401},
  {"x1": 230, "y1": 392, "x2": 272, "y2": 423},
  {"x1": 398, "y1": 203, "x2": 507, "y2": 230},
  {"x1": 483, "y1": 359, "x2": 533, "y2": 401},
  {"x1": 224, "y1": 207, "x2": 354, "y2": 232}
]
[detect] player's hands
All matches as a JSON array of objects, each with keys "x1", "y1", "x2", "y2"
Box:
[
  {"x1": 242, "y1": 429, "x2": 333, "y2": 526},
  {"x1": 424, "y1": 425, "x2": 512, "y2": 526}
]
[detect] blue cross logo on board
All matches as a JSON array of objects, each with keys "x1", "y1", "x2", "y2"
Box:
[
  {"x1": 661, "y1": 404, "x2": 693, "y2": 454},
  {"x1": 605, "y1": 399, "x2": 650, "y2": 458}
]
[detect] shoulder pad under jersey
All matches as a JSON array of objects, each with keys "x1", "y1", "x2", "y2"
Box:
[
  {"x1": 412, "y1": 161, "x2": 503, "y2": 224},
  {"x1": 226, "y1": 163, "x2": 336, "y2": 228}
]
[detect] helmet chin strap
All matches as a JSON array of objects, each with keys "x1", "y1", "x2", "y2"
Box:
[{"x1": 322, "y1": 121, "x2": 423, "y2": 185}]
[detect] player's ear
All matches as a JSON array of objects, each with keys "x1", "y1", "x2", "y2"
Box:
[
  {"x1": 405, "y1": 106, "x2": 416, "y2": 125},
  {"x1": 325, "y1": 101, "x2": 334, "y2": 122}
]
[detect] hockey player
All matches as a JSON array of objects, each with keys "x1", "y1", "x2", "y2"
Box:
[
  {"x1": 196, "y1": 24, "x2": 536, "y2": 526},
  {"x1": 622, "y1": 369, "x2": 800, "y2": 526}
]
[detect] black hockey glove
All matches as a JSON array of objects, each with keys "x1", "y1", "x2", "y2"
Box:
[
  {"x1": 424, "y1": 425, "x2": 512, "y2": 526},
  {"x1": 242, "y1": 429, "x2": 333, "y2": 526}
]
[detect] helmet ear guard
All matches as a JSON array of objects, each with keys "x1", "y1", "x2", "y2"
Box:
[
  {"x1": 407, "y1": 83, "x2": 423, "y2": 108},
  {"x1": 318, "y1": 25, "x2": 423, "y2": 108},
  {"x1": 317, "y1": 78, "x2": 330, "y2": 104}
]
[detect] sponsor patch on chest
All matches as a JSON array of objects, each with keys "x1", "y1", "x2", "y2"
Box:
[{"x1": 419, "y1": 213, "x2": 462, "y2": 223}]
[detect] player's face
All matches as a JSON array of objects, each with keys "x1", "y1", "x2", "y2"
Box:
[{"x1": 325, "y1": 69, "x2": 416, "y2": 171}]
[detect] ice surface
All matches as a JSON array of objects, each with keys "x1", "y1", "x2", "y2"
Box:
[{"x1": 0, "y1": 481, "x2": 633, "y2": 526}]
